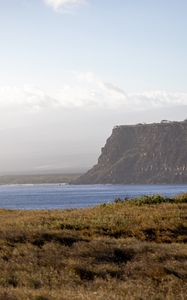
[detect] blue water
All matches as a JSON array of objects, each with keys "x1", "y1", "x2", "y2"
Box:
[{"x1": 0, "y1": 184, "x2": 187, "y2": 210}]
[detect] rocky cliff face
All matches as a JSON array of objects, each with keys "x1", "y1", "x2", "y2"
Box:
[{"x1": 75, "y1": 121, "x2": 187, "y2": 184}]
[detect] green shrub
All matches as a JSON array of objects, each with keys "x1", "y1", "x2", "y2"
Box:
[
  {"x1": 114, "y1": 197, "x2": 124, "y2": 203},
  {"x1": 123, "y1": 193, "x2": 187, "y2": 205}
]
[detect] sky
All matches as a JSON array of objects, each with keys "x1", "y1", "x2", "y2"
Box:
[{"x1": 0, "y1": 0, "x2": 187, "y2": 174}]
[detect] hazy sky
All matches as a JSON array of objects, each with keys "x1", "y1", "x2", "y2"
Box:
[{"x1": 0, "y1": 0, "x2": 187, "y2": 174}]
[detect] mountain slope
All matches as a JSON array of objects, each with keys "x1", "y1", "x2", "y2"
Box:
[{"x1": 75, "y1": 120, "x2": 187, "y2": 184}]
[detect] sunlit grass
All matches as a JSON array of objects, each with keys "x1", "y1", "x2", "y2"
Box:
[{"x1": 0, "y1": 194, "x2": 186, "y2": 299}]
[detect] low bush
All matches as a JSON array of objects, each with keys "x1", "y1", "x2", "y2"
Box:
[{"x1": 115, "y1": 193, "x2": 187, "y2": 205}]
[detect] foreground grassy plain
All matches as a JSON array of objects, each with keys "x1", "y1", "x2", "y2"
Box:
[{"x1": 0, "y1": 194, "x2": 186, "y2": 300}]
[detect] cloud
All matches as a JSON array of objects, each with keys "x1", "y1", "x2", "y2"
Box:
[
  {"x1": 44, "y1": 0, "x2": 87, "y2": 12},
  {"x1": 129, "y1": 91, "x2": 187, "y2": 110},
  {"x1": 0, "y1": 86, "x2": 58, "y2": 112},
  {"x1": 103, "y1": 82, "x2": 127, "y2": 97},
  {"x1": 0, "y1": 72, "x2": 187, "y2": 113}
]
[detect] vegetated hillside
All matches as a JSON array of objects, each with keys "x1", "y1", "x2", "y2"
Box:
[{"x1": 75, "y1": 120, "x2": 187, "y2": 184}]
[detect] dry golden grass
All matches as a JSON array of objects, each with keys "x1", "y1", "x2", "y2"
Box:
[{"x1": 0, "y1": 195, "x2": 186, "y2": 299}]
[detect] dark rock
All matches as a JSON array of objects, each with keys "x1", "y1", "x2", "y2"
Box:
[{"x1": 74, "y1": 120, "x2": 187, "y2": 184}]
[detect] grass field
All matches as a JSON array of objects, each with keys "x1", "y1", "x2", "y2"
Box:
[{"x1": 0, "y1": 194, "x2": 186, "y2": 300}]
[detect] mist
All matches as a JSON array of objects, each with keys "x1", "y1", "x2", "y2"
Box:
[{"x1": 0, "y1": 103, "x2": 186, "y2": 175}]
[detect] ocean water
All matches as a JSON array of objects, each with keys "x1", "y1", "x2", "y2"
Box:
[{"x1": 0, "y1": 184, "x2": 187, "y2": 210}]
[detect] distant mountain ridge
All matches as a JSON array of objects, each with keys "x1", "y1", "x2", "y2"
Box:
[{"x1": 75, "y1": 120, "x2": 187, "y2": 184}]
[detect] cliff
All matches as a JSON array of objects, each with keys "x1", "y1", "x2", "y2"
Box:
[{"x1": 75, "y1": 120, "x2": 187, "y2": 184}]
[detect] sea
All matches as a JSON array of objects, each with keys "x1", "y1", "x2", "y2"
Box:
[{"x1": 0, "y1": 184, "x2": 187, "y2": 210}]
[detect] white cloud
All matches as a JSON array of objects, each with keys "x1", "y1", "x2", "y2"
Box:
[
  {"x1": 44, "y1": 0, "x2": 87, "y2": 12},
  {"x1": 0, "y1": 72, "x2": 187, "y2": 113},
  {"x1": 129, "y1": 91, "x2": 187, "y2": 110},
  {"x1": 0, "y1": 86, "x2": 58, "y2": 112}
]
